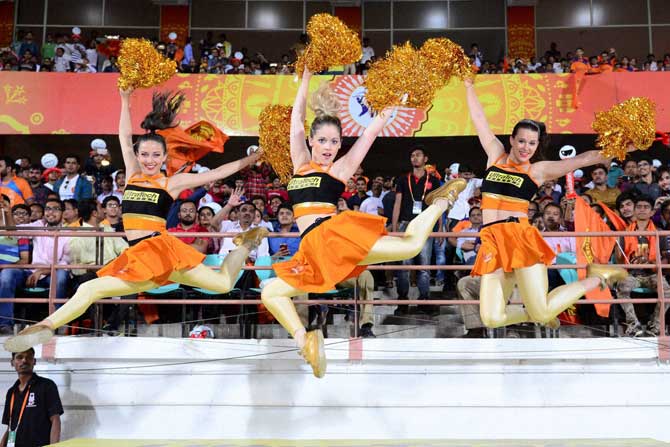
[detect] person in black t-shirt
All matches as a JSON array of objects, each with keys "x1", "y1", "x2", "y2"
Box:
[
  {"x1": 1, "y1": 348, "x2": 63, "y2": 447},
  {"x1": 391, "y1": 146, "x2": 442, "y2": 315}
]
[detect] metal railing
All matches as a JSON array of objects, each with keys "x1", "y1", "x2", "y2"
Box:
[{"x1": 0, "y1": 227, "x2": 667, "y2": 341}]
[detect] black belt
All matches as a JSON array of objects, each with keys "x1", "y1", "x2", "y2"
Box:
[
  {"x1": 128, "y1": 231, "x2": 162, "y2": 247},
  {"x1": 482, "y1": 216, "x2": 520, "y2": 229},
  {"x1": 301, "y1": 216, "x2": 332, "y2": 238}
]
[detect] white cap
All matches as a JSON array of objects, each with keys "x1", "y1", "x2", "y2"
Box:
[
  {"x1": 610, "y1": 161, "x2": 619, "y2": 168},
  {"x1": 234, "y1": 51, "x2": 243, "y2": 60},
  {"x1": 195, "y1": 166, "x2": 210, "y2": 174},
  {"x1": 573, "y1": 169, "x2": 584, "y2": 179},
  {"x1": 41, "y1": 153, "x2": 58, "y2": 169},
  {"x1": 91, "y1": 138, "x2": 108, "y2": 154},
  {"x1": 168, "y1": 32, "x2": 177, "y2": 41},
  {"x1": 653, "y1": 159, "x2": 662, "y2": 168},
  {"x1": 247, "y1": 145, "x2": 259, "y2": 156},
  {"x1": 448, "y1": 163, "x2": 459, "y2": 173},
  {"x1": 72, "y1": 27, "x2": 81, "y2": 35}
]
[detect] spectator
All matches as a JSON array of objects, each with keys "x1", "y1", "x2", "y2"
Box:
[
  {"x1": 29, "y1": 203, "x2": 44, "y2": 223},
  {"x1": 62, "y1": 199, "x2": 80, "y2": 227},
  {"x1": 41, "y1": 33, "x2": 56, "y2": 61},
  {"x1": 53, "y1": 155, "x2": 94, "y2": 201},
  {"x1": 392, "y1": 146, "x2": 441, "y2": 316},
  {"x1": 267, "y1": 195, "x2": 283, "y2": 219},
  {"x1": 633, "y1": 157, "x2": 661, "y2": 201},
  {"x1": 114, "y1": 171, "x2": 126, "y2": 194},
  {"x1": 241, "y1": 162, "x2": 271, "y2": 199},
  {"x1": 449, "y1": 206, "x2": 482, "y2": 265},
  {"x1": 541, "y1": 203, "x2": 575, "y2": 255},
  {"x1": 52, "y1": 47, "x2": 69, "y2": 72},
  {"x1": 181, "y1": 37, "x2": 194, "y2": 69},
  {"x1": 616, "y1": 190, "x2": 637, "y2": 226},
  {"x1": 85, "y1": 39, "x2": 99, "y2": 69},
  {"x1": 0, "y1": 156, "x2": 34, "y2": 206},
  {"x1": 18, "y1": 50, "x2": 37, "y2": 71},
  {"x1": 359, "y1": 181, "x2": 384, "y2": 216},
  {"x1": 1, "y1": 348, "x2": 63, "y2": 447},
  {"x1": 614, "y1": 195, "x2": 670, "y2": 336},
  {"x1": 347, "y1": 177, "x2": 369, "y2": 211},
  {"x1": 360, "y1": 37, "x2": 375, "y2": 67},
  {"x1": 18, "y1": 32, "x2": 39, "y2": 62},
  {"x1": 27, "y1": 165, "x2": 50, "y2": 206},
  {"x1": 85, "y1": 140, "x2": 116, "y2": 194},
  {"x1": 101, "y1": 55, "x2": 119, "y2": 73},
  {"x1": 585, "y1": 164, "x2": 620, "y2": 209},
  {"x1": 0, "y1": 197, "x2": 30, "y2": 334},
  {"x1": 11, "y1": 205, "x2": 31, "y2": 225},
  {"x1": 99, "y1": 196, "x2": 123, "y2": 232},
  {"x1": 536, "y1": 179, "x2": 561, "y2": 204},
  {"x1": 197, "y1": 204, "x2": 221, "y2": 254},
  {"x1": 469, "y1": 43, "x2": 483, "y2": 68},
  {"x1": 168, "y1": 200, "x2": 210, "y2": 254},
  {"x1": 545, "y1": 42, "x2": 561, "y2": 60},
  {"x1": 267, "y1": 177, "x2": 289, "y2": 203},
  {"x1": 0, "y1": 198, "x2": 70, "y2": 331},
  {"x1": 216, "y1": 198, "x2": 269, "y2": 261},
  {"x1": 218, "y1": 34, "x2": 232, "y2": 58},
  {"x1": 269, "y1": 203, "x2": 300, "y2": 258},
  {"x1": 97, "y1": 176, "x2": 122, "y2": 204}
]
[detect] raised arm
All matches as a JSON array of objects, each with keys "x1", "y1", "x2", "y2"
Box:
[
  {"x1": 119, "y1": 89, "x2": 142, "y2": 178},
  {"x1": 332, "y1": 106, "x2": 394, "y2": 182},
  {"x1": 531, "y1": 149, "x2": 615, "y2": 184},
  {"x1": 290, "y1": 69, "x2": 313, "y2": 171},
  {"x1": 465, "y1": 79, "x2": 505, "y2": 164},
  {"x1": 167, "y1": 151, "x2": 261, "y2": 198}
]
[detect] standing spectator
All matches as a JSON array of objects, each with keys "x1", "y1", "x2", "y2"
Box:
[
  {"x1": 181, "y1": 37, "x2": 194, "y2": 69},
  {"x1": 168, "y1": 200, "x2": 210, "y2": 254},
  {"x1": 469, "y1": 43, "x2": 483, "y2": 68},
  {"x1": 360, "y1": 37, "x2": 375, "y2": 68},
  {"x1": 114, "y1": 171, "x2": 126, "y2": 195},
  {"x1": 1, "y1": 348, "x2": 63, "y2": 447},
  {"x1": 536, "y1": 179, "x2": 561, "y2": 204},
  {"x1": 53, "y1": 155, "x2": 93, "y2": 201},
  {"x1": 392, "y1": 146, "x2": 441, "y2": 316},
  {"x1": 85, "y1": 139, "x2": 115, "y2": 195},
  {"x1": 0, "y1": 156, "x2": 34, "y2": 206},
  {"x1": 545, "y1": 42, "x2": 561, "y2": 60},
  {"x1": 85, "y1": 40, "x2": 99, "y2": 69},
  {"x1": 616, "y1": 191, "x2": 637, "y2": 227},
  {"x1": 52, "y1": 47, "x2": 69, "y2": 72},
  {"x1": 347, "y1": 177, "x2": 369, "y2": 211},
  {"x1": 96, "y1": 176, "x2": 122, "y2": 204},
  {"x1": 18, "y1": 32, "x2": 39, "y2": 62},
  {"x1": 633, "y1": 157, "x2": 661, "y2": 201},
  {"x1": 41, "y1": 34, "x2": 56, "y2": 61},
  {"x1": 241, "y1": 162, "x2": 271, "y2": 200},
  {"x1": 359, "y1": 181, "x2": 384, "y2": 216},
  {"x1": 216, "y1": 198, "x2": 269, "y2": 261},
  {"x1": 27, "y1": 165, "x2": 50, "y2": 206},
  {"x1": 585, "y1": 164, "x2": 621, "y2": 209},
  {"x1": 218, "y1": 34, "x2": 232, "y2": 58}
]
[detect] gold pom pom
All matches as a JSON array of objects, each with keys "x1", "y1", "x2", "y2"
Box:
[
  {"x1": 592, "y1": 97, "x2": 656, "y2": 160},
  {"x1": 419, "y1": 38, "x2": 475, "y2": 83},
  {"x1": 117, "y1": 38, "x2": 177, "y2": 90},
  {"x1": 258, "y1": 105, "x2": 294, "y2": 184},
  {"x1": 364, "y1": 41, "x2": 443, "y2": 112},
  {"x1": 295, "y1": 13, "x2": 361, "y2": 75}
]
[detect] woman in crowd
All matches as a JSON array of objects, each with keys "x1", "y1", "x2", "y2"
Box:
[
  {"x1": 464, "y1": 77, "x2": 630, "y2": 329},
  {"x1": 5, "y1": 89, "x2": 267, "y2": 352},
  {"x1": 261, "y1": 68, "x2": 466, "y2": 377}
]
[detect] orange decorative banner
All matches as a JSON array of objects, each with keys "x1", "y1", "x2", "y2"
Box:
[
  {"x1": 160, "y1": 5, "x2": 189, "y2": 47},
  {"x1": 1, "y1": 72, "x2": 670, "y2": 136},
  {"x1": 0, "y1": 1, "x2": 14, "y2": 48},
  {"x1": 507, "y1": 6, "x2": 535, "y2": 61},
  {"x1": 334, "y1": 7, "x2": 362, "y2": 35}
]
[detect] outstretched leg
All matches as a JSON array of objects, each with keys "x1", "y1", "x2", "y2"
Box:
[
  {"x1": 479, "y1": 269, "x2": 530, "y2": 328},
  {"x1": 169, "y1": 246, "x2": 253, "y2": 293},
  {"x1": 514, "y1": 263, "x2": 600, "y2": 325},
  {"x1": 4, "y1": 276, "x2": 157, "y2": 352},
  {"x1": 261, "y1": 278, "x2": 326, "y2": 378}
]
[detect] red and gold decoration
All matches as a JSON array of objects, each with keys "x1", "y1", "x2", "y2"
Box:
[
  {"x1": 592, "y1": 97, "x2": 656, "y2": 160},
  {"x1": 258, "y1": 105, "x2": 294, "y2": 184},
  {"x1": 96, "y1": 35, "x2": 121, "y2": 59},
  {"x1": 507, "y1": 6, "x2": 535, "y2": 61},
  {"x1": 117, "y1": 38, "x2": 177, "y2": 90},
  {"x1": 2, "y1": 72, "x2": 670, "y2": 137},
  {"x1": 158, "y1": 121, "x2": 229, "y2": 176},
  {"x1": 295, "y1": 14, "x2": 362, "y2": 76},
  {"x1": 160, "y1": 5, "x2": 189, "y2": 47}
]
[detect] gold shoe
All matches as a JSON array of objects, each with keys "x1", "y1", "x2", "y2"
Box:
[
  {"x1": 232, "y1": 227, "x2": 270, "y2": 249},
  {"x1": 299, "y1": 329, "x2": 327, "y2": 378},
  {"x1": 4, "y1": 325, "x2": 54, "y2": 353},
  {"x1": 587, "y1": 263, "x2": 628, "y2": 290},
  {"x1": 544, "y1": 317, "x2": 561, "y2": 330},
  {"x1": 425, "y1": 178, "x2": 467, "y2": 206}
]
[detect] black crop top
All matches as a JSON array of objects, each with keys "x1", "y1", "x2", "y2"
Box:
[
  {"x1": 287, "y1": 163, "x2": 345, "y2": 217},
  {"x1": 480, "y1": 159, "x2": 539, "y2": 202},
  {"x1": 121, "y1": 181, "x2": 174, "y2": 226}
]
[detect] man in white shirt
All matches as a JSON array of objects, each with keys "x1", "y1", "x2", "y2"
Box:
[
  {"x1": 542, "y1": 203, "x2": 575, "y2": 256},
  {"x1": 218, "y1": 202, "x2": 269, "y2": 261},
  {"x1": 360, "y1": 38, "x2": 374, "y2": 65},
  {"x1": 359, "y1": 182, "x2": 384, "y2": 216},
  {"x1": 447, "y1": 164, "x2": 482, "y2": 226}
]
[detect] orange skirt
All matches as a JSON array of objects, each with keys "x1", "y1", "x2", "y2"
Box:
[
  {"x1": 471, "y1": 220, "x2": 555, "y2": 276},
  {"x1": 97, "y1": 233, "x2": 205, "y2": 284},
  {"x1": 273, "y1": 211, "x2": 387, "y2": 293}
]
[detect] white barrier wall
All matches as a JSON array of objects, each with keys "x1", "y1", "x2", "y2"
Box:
[{"x1": 0, "y1": 336, "x2": 669, "y2": 442}]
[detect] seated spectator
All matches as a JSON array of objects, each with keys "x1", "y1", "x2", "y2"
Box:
[
  {"x1": 99, "y1": 196, "x2": 123, "y2": 231},
  {"x1": 616, "y1": 191, "x2": 638, "y2": 227},
  {"x1": 269, "y1": 203, "x2": 300, "y2": 259},
  {"x1": 633, "y1": 157, "x2": 660, "y2": 201},
  {"x1": 0, "y1": 156, "x2": 34, "y2": 206},
  {"x1": 168, "y1": 200, "x2": 210, "y2": 254},
  {"x1": 27, "y1": 164, "x2": 50, "y2": 206},
  {"x1": 449, "y1": 206, "x2": 482, "y2": 265},
  {"x1": 536, "y1": 179, "x2": 561, "y2": 204},
  {"x1": 0, "y1": 198, "x2": 70, "y2": 331},
  {"x1": 114, "y1": 170, "x2": 126, "y2": 194},
  {"x1": 18, "y1": 50, "x2": 36, "y2": 71},
  {"x1": 653, "y1": 167, "x2": 670, "y2": 211},
  {"x1": 30, "y1": 202, "x2": 44, "y2": 222},
  {"x1": 585, "y1": 164, "x2": 620, "y2": 209},
  {"x1": 267, "y1": 195, "x2": 283, "y2": 220},
  {"x1": 62, "y1": 199, "x2": 80, "y2": 227},
  {"x1": 359, "y1": 181, "x2": 384, "y2": 216},
  {"x1": 215, "y1": 195, "x2": 269, "y2": 261},
  {"x1": 541, "y1": 203, "x2": 575, "y2": 255},
  {"x1": 267, "y1": 177, "x2": 289, "y2": 202},
  {"x1": 197, "y1": 204, "x2": 221, "y2": 254},
  {"x1": 97, "y1": 176, "x2": 122, "y2": 204},
  {"x1": 614, "y1": 195, "x2": 669, "y2": 336},
  {"x1": 53, "y1": 47, "x2": 70, "y2": 72}
]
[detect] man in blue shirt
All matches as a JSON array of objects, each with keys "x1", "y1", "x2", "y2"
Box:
[{"x1": 269, "y1": 203, "x2": 300, "y2": 258}]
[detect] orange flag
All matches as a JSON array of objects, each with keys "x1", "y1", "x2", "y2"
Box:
[
  {"x1": 158, "y1": 120, "x2": 229, "y2": 176},
  {"x1": 597, "y1": 200, "x2": 627, "y2": 230},
  {"x1": 574, "y1": 195, "x2": 617, "y2": 317}
]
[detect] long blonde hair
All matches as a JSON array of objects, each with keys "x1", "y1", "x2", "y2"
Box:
[{"x1": 308, "y1": 82, "x2": 341, "y2": 137}]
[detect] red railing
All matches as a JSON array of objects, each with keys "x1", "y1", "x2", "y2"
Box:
[{"x1": 0, "y1": 227, "x2": 667, "y2": 340}]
